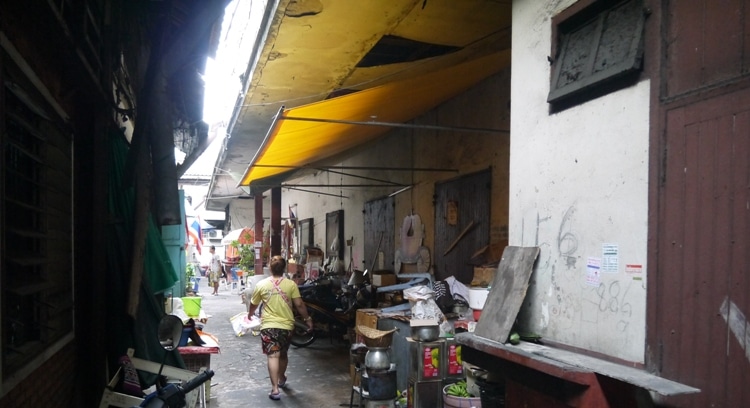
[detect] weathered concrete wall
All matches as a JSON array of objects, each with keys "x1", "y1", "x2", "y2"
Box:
[
  {"x1": 409, "y1": 71, "x2": 511, "y2": 260},
  {"x1": 510, "y1": 0, "x2": 649, "y2": 363},
  {"x1": 228, "y1": 196, "x2": 270, "y2": 230}
]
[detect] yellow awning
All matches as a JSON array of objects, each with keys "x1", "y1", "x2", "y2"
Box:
[{"x1": 239, "y1": 50, "x2": 510, "y2": 187}]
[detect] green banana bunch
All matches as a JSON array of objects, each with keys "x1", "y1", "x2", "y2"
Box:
[{"x1": 445, "y1": 380, "x2": 471, "y2": 398}]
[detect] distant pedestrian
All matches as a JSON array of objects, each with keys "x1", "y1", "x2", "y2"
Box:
[
  {"x1": 207, "y1": 245, "x2": 222, "y2": 295},
  {"x1": 246, "y1": 256, "x2": 313, "y2": 401}
]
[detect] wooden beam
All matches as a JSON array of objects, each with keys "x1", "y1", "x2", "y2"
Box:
[{"x1": 443, "y1": 221, "x2": 477, "y2": 256}]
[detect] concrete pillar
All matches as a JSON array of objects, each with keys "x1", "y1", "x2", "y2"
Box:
[
  {"x1": 254, "y1": 194, "x2": 264, "y2": 273},
  {"x1": 271, "y1": 187, "x2": 281, "y2": 256}
]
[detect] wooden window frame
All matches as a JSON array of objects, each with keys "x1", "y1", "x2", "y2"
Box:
[{"x1": 548, "y1": 0, "x2": 647, "y2": 107}]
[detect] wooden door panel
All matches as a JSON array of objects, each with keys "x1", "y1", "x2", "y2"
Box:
[
  {"x1": 434, "y1": 170, "x2": 491, "y2": 283},
  {"x1": 364, "y1": 197, "x2": 394, "y2": 272},
  {"x1": 657, "y1": 89, "x2": 750, "y2": 406},
  {"x1": 666, "y1": 0, "x2": 747, "y2": 97}
]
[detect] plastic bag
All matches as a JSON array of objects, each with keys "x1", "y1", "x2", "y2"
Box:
[
  {"x1": 404, "y1": 285, "x2": 441, "y2": 319},
  {"x1": 403, "y1": 285, "x2": 451, "y2": 334},
  {"x1": 230, "y1": 312, "x2": 261, "y2": 337}
]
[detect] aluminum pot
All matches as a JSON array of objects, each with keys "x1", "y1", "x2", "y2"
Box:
[
  {"x1": 410, "y1": 324, "x2": 439, "y2": 341},
  {"x1": 364, "y1": 347, "x2": 391, "y2": 370}
]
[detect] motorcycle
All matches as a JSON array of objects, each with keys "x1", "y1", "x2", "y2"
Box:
[
  {"x1": 290, "y1": 271, "x2": 372, "y2": 348},
  {"x1": 134, "y1": 315, "x2": 214, "y2": 408}
]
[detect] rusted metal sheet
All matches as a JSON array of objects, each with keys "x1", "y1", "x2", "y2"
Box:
[
  {"x1": 363, "y1": 196, "x2": 394, "y2": 272},
  {"x1": 433, "y1": 170, "x2": 491, "y2": 283}
]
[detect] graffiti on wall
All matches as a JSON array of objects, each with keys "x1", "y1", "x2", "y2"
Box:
[{"x1": 524, "y1": 203, "x2": 639, "y2": 350}]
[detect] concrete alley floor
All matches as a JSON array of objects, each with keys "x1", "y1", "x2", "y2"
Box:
[{"x1": 191, "y1": 281, "x2": 355, "y2": 407}]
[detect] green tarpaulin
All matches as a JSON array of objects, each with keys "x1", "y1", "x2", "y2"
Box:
[{"x1": 105, "y1": 130, "x2": 185, "y2": 384}]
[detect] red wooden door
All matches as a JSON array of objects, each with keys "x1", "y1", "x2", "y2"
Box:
[
  {"x1": 649, "y1": 2, "x2": 750, "y2": 406},
  {"x1": 655, "y1": 89, "x2": 750, "y2": 407}
]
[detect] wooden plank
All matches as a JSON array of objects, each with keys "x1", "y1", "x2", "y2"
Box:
[
  {"x1": 442, "y1": 220, "x2": 476, "y2": 255},
  {"x1": 457, "y1": 333, "x2": 700, "y2": 397},
  {"x1": 473, "y1": 246, "x2": 539, "y2": 342},
  {"x1": 524, "y1": 343, "x2": 700, "y2": 397},
  {"x1": 457, "y1": 333, "x2": 592, "y2": 385}
]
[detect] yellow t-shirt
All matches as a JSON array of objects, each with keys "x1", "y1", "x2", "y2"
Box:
[{"x1": 250, "y1": 277, "x2": 301, "y2": 330}]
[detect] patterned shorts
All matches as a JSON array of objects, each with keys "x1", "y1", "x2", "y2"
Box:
[{"x1": 260, "y1": 328, "x2": 292, "y2": 355}]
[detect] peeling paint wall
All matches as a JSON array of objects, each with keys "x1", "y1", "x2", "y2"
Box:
[{"x1": 510, "y1": 0, "x2": 649, "y2": 363}]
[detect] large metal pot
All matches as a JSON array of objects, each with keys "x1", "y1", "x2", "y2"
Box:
[
  {"x1": 364, "y1": 347, "x2": 391, "y2": 370},
  {"x1": 410, "y1": 324, "x2": 439, "y2": 341},
  {"x1": 366, "y1": 368, "x2": 397, "y2": 400}
]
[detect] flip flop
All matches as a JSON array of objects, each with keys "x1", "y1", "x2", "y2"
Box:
[
  {"x1": 268, "y1": 391, "x2": 281, "y2": 401},
  {"x1": 278, "y1": 376, "x2": 287, "y2": 389}
]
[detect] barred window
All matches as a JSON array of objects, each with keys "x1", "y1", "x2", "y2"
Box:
[{"x1": 2, "y1": 50, "x2": 74, "y2": 377}]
